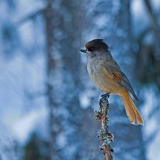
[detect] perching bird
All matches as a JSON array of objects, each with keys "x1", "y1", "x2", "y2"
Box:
[{"x1": 80, "y1": 39, "x2": 143, "y2": 125}]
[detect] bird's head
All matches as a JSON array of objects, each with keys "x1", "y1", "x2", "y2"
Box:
[{"x1": 80, "y1": 39, "x2": 111, "y2": 58}]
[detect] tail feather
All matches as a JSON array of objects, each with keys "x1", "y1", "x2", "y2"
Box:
[{"x1": 120, "y1": 90, "x2": 144, "y2": 125}]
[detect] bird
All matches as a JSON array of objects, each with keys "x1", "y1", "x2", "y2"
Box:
[{"x1": 80, "y1": 39, "x2": 144, "y2": 125}]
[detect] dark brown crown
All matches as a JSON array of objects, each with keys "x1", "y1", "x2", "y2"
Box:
[{"x1": 85, "y1": 39, "x2": 109, "y2": 52}]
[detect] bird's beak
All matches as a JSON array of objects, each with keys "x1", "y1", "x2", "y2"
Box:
[{"x1": 80, "y1": 48, "x2": 87, "y2": 53}]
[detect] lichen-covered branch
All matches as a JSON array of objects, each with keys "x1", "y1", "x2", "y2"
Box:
[{"x1": 94, "y1": 94, "x2": 114, "y2": 160}]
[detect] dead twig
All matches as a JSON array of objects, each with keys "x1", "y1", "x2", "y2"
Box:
[{"x1": 94, "y1": 94, "x2": 114, "y2": 160}]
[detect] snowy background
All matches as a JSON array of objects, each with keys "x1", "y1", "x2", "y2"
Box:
[{"x1": 0, "y1": 0, "x2": 160, "y2": 160}]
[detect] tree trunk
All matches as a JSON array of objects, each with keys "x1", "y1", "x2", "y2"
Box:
[
  {"x1": 92, "y1": 0, "x2": 147, "y2": 159},
  {"x1": 43, "y1": 0, "x2": 85, "y2": 159}
]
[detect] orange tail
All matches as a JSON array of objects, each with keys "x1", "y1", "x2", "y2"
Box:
[{"x1": 120, "y1": 90, "x2": 144, "y2": 125}]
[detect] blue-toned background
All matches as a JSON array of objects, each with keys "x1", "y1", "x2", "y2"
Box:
[{"x1": 0, "y1": 0, "x2": 160, "y2": 159}]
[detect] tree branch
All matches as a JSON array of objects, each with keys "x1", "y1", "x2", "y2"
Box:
[
  {"x1": 143, "y1": 0, "x2": 160, "y2": 89},
  {"x1": 144, "y1": 0, "x2": 159, "y2": 28},
  {"x1": 94, "y1": 94, "x2": 114, "y2": 160}
]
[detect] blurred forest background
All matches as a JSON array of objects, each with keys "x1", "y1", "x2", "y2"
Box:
[{"x1": 0, "y1": 0, "x2": 160, "y2": 160}]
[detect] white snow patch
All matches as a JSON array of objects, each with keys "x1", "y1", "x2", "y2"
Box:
[{"x1": 9, "y1": 108, "x2": 47, "y2": 144}]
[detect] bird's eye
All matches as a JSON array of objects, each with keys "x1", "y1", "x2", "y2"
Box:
[{"x1": 88, "y1": 47, "x2": 94, "y2": 51}]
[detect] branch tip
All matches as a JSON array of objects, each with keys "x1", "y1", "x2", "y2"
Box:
[{"x1": 95, "y1": 94, "x2": 114, "y2": 160}]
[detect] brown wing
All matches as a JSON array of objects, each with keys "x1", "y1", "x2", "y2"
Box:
[{"x1": 103, "y1": 61, "x2": 139, "y2": 101}]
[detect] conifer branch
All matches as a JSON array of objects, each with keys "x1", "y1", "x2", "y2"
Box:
[{"x1": 94, "y1": 94, "x2": 114, "y2": 160}]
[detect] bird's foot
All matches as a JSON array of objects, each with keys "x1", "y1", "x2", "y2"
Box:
[
  {"x1": 101, "y1": 93, "x2": 110, "y2": 99},
  {"x1": 99, "y1": 93, "x2": 110, "y2": 107}
]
